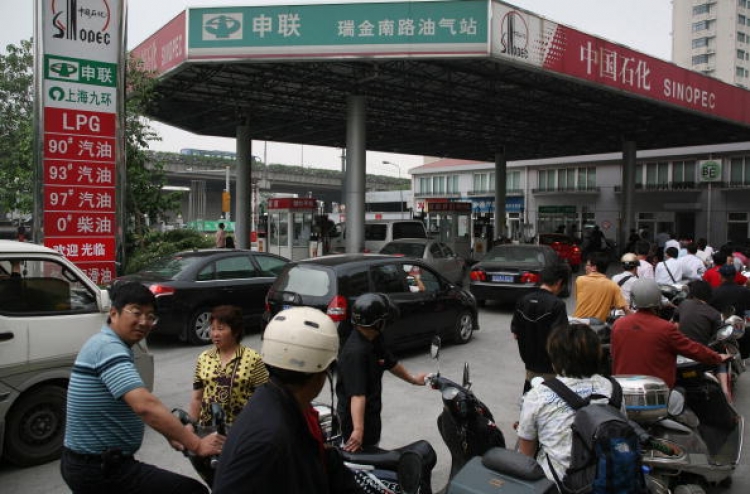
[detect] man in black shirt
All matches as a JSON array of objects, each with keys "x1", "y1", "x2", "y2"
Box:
[
  {"x1": 336, "y1": 293, "x2": 427, "y2": 452},
  {"x1": 511, "y1": 264, "x2": 570, "y2": 392},
  {"x1": 711, "y1": 264, "x2": 750, "y2": 359}
]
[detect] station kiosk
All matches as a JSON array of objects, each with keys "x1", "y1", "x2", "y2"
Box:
[
  {"x1": 426, "y1": 201, "x2": 473, "y2": 260},
  {"x1": 266, "y1": 197, "x2": 318, "y2": 261}
]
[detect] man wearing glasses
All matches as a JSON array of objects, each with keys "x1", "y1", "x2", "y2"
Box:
[{"x1": 61, "y1": 282, "x2": 224, "y2": 494}]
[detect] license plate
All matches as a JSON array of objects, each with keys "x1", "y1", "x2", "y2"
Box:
[
  {"x1": 282, "y1": 304, "x2": 292, "y2": 311},
  {"x1": 492, "y1": 275, "x2": 514, "y2": 283}
]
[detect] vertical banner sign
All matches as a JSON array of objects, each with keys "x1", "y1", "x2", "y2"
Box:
[{"x1": 38, "y1": 0, "x2": 123, "y2": 285}]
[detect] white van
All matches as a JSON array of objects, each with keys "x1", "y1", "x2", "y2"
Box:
[
  {"x1": 0, "y1": 241, "x2": 154, "y2": 467},
  {"x1": 330, "y1": 219, "x2": 427, "y2": 253}
]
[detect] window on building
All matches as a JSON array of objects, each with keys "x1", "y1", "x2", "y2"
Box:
[
  {"x1": 693, "y1": 4, "x2": 712, "y2": 15},
  {"x1": 741, "y1": 15, "x2": 748, "y2": 26},
  {"x1": 433, "y1": 176, "x2": 445, "y2": 194},
  {"x1": 446, "y1": 175, "x2": 459, "y2": 194},
  {"x1": 741, "y1": 0, "x2": 748, "y2": 9},
  {"x1": 692, "y1": 37, "x2": 710, "y2": 48},
  {"x1": 419, "y1": 177, "x2": 431, "y2": 194},
  {"x1": 473, "y1": 173, "x2": 487, "y2": 192},
  {"x1": 506, "y1": 170, "x2": 521, "y2": 191},
  {"x1": 636, "y1": 165, "x2": 643, "y2": 186},
  {"x1": 673, "y1": 160, "x2": 696, "y2": 185},
  {"x1": 538, "y1": 169, "x2": 556, "y2": 191},
  {"x1": 730, "y1": 156, "x2": 750, "y2": 184},
  {"x1": 645, "y1": 162, "x2": 669, "y2": 188},
  {"x1": 692, "y1": 54, "x2": 710, "y2": 65},
  {"x1": 739, "y1": 32, "x2": 747, "y2": 43},
  {"x1": 692, "y1": 20, "x2": 711, "y2": 32}
]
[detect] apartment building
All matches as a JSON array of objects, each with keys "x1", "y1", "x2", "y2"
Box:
[{"x1": 673, "y1": 0, "x2": 750, "y2": 87}]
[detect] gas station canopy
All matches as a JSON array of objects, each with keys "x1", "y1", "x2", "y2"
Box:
[{"x1": 132, "y1": 0, "x2": 750, "y2": 163}]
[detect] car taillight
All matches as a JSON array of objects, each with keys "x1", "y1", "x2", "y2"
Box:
[
  {"x1": 327, "y1": 295, "x2": 348, "y2": 322},
  {"x1": 470, "y1": 269, "x2": 486, "y2": 282},
  {"x1": 265, "y1": 288, "x2": 275, "y2": 313},
  {"x1": 572, "y1": 246, "x2": 581, "y2": 254},
  {"x1": 149, "y1": 284, "x2": 175, "y2": 296},
  {"x1": 520, "y1": 272, "x2": 540, "y2": 284}
]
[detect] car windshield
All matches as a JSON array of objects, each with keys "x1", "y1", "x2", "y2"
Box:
[
  {"x1": 276, "y1": 265, "x2": 334, "y2": 297},
  {"x1": 139, "y1": 255, "x2": 204, "y2": 279},
  {"x1": 484, "y1": 247, "x2": 544, "y2": 264},
  {"x1": 381, "y1": 242, "x2": 426, "y2": 258}
]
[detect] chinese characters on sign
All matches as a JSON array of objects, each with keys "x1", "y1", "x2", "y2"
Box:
[{"x1": 40, "y1": 0, "x2": 122, "y2": 285}]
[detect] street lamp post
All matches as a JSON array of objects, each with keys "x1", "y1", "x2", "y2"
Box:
[{"x1": 382, "y1": 161, "x2": 404, "y2": 218}]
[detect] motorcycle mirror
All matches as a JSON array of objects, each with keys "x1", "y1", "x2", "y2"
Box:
[
  {"x1": 397, "y1": 451, "x2": 423, "y2": 494},
  {"x1": 430, "y1": 336, "x2": 441, "y2": 360},
  {"x1": 462, "y1": 362, "x2": 471, "y2": 388}
]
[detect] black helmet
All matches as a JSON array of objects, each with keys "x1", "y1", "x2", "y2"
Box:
[{"x1": 351, "y1": 293, "x2": 393, "y2": 329}]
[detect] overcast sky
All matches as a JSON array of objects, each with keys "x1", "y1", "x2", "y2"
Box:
[{"x1": 1, "y1": 0, "x2": 673, "y2": 176}]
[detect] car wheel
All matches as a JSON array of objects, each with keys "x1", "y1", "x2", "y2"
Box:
[
  {"x1": 187, "y1": 307, "x2": 213, "y2": 345},
  {"x1": 674, "y1": 484, "x2": 706, "y2": 494},
  {"x1": 4, "y1": 385, "x2": 66, "y2": 467},
  {"x1": 453, "y1": 310, "x2": 474, "y2": 344}
]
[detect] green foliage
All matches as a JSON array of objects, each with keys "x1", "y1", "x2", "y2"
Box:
[
  {"x1": 0, "y1": 39, "x2": 33, "y2": 214},
  {"x1": 124, "y1": 228, "x2": 213, "y2": 274}
]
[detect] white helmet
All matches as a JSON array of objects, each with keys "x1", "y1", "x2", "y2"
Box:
[
  {"x1": 262, "y1": 307, "x2": 339, "y2": 373},
  {"x1": 631, "y1": 279, "x2": 662, "y2": 309}
]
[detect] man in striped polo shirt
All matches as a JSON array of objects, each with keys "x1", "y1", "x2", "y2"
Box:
[{"x1": 60, "y1": 282, "x2": 224, "y2": 494}]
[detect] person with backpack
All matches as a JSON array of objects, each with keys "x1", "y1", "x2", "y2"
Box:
[{"x1": 517, "y1": 323, "x2": 644, "y2": 493}]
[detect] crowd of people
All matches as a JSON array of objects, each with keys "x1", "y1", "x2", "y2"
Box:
[{"x1": 59, "y1": 229, "x2": 750, "y2": 492}]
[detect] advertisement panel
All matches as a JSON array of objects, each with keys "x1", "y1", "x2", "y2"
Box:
[
  {"x1": 187, "y1": 1, "x2": 489, "y2": 60},
  {"x1": 38, "y1": 0, "x2": 123, "y2": 285},
  {"x1": 491, "y1": 1, "x2": 750, "y2": 126}
]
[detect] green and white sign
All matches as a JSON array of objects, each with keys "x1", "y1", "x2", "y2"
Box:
[
  {"x1": 187, "y1": 1, "x2": 489, "y2": 60},
  {"x1": 699, "y1": 160, "x2": 722, "y2": 182}
]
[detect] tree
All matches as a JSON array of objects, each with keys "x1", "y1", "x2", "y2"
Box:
[
  {"x1": 0, "y1": 39, "x2": 180, "y2": 262},
  {"x1": 0, "y1": 39, "x2": 33, "y2": 216}
]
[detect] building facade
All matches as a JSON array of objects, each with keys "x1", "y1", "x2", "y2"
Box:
[
  {"x1": 410, "y1": 142, "x2": 750, "y2": 247},
  {"x1": 673, "y1": 0, "x2": 750, "y2": 88}
]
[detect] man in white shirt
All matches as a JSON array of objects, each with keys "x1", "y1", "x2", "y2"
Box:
[
  {"x1": 655, "y1": 247, "x2": 684, "y2": 284},
  {"x1": 612, "y1": 254, "x2": 639, "y2": 307},
  {"x1": 681, "y1": 243, "x2": 706, "y2": 281},
  {"x1": 665, "y1": 235, "x2": 680, "y2": 253},
  {"x1": 696, "y1": 237, "x2": 714, "y2": 268},
  {"x1": 635, "y1": 240, "x2": 655, "y2": 279}
]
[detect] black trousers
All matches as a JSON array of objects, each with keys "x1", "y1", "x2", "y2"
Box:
[{"x1": 60, "y1": 448, "x2": 208, "y2": 494}]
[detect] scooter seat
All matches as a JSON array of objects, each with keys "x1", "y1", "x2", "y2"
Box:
[{"x1": 341, "y1": 440, "x2": 437, "y2": 471}]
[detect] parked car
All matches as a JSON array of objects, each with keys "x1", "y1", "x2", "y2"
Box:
[
  {"x1": 537, "y1": 233, "x2": 582, "y2": 271},
  {"x1": 263, "y1": 254, "x2": 478, "y2": 352},
  {"x1": 330, "y1": 220, "x2": 428, "y2": 253},
  {"x1": 0, "y1": 240, "x2": 154, "y2": 467},
  {"x1": 469, "y1": 244, "x2": 571, "y2": 306},
  {"x1": 115, "y1": 249, "x2": 289, "y2": 345},
  {"x1": 380, "y1": 238, "x2": 467, "y2": 285}
]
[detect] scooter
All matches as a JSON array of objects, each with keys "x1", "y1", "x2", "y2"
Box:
[
  {"x1": 615, "y1": 355, "x2": 744, "y2": 493},
  {"x1": 172, "y1": 404, "x2": 227, "y2": 487},
  {"x1": 709, "y1": 314, "x2": 746, "y2": 397}
]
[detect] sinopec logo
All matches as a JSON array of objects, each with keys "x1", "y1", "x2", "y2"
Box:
[
  {"x1": 51, "y1": 0, "x2": 113, "y2": 45},
  {"x1": 203, "y1": 14, "x2": 243, "y2": 40},
  {"x1": 499, "y1": 11, "x2": 529, "y2": 59}
]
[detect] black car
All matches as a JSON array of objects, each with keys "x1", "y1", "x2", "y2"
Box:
[
  {"x1": 469, "y1": 244, "x2": 571, "y2": 306},
  {"x1": 116, "y1": 249, "x2": 289, "y2": 344},
  {"x1": 264, "y1": 254, "x2": 478, "y2": 352}
]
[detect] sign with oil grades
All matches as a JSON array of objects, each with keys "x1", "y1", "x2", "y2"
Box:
[{"x1": 36, "y1": 0, "x2": 125, "y2": 285}]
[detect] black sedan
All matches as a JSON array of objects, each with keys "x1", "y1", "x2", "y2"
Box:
[
  {"x1": 469, "y1": 244, "x2": 570, "y2": 306},
  {"x1": 115, "y1": 249, "x2": 289, "y2": 344}
]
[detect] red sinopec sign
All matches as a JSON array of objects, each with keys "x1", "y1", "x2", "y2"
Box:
[
  {"x1": 492, "y1": 3, "x2": 750, "y2": 127},
  {"x1": 130, "y1": 11, "x2": 187, "y2": 76},
  {"x1": 267, "y1": 198, "x2": 318, "y2": 210}
]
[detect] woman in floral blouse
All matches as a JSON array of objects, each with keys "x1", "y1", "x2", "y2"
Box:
[{"x1": 189, "y1": 305, "x2": 268, "y2": 426}]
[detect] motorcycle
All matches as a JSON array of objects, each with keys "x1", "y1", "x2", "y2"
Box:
[
  {"x1": 317, "y1": 337, "x2": 554, "y2": 494},
  {"x1": 172, "y1": 404, "x2": 227, "y2": 487},
  {"x1": 614, "y1": 349, "x2": 744, "y2": 493},
  {"x1": 658, "y1": 283, "x2": 688, "y2": 320},
  {"x1": 710, "y1": 314, "x2": 746, "y2": 398}
]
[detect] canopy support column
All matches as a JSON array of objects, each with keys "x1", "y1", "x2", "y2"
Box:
[
  {"x1": 345, "y1": 95, "x2": 366, "y2": 253},
  {"x1": 236, "y1": 124, "x2": 252, "y2": 249},
  {"x1": 494, "y1": 148, "x2": 507, "y2": 241},
  {"x1": 620, "y1": 140, "x2": 637, "y2": 254}
]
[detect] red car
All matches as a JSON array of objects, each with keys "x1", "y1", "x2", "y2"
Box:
[{"x1": 538, "y1": 233, "x2": 582, "y2": 271}]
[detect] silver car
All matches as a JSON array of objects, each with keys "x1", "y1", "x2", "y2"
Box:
[{"x1": 380, "y1": 238, "x2": 467, "y2": 285}]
